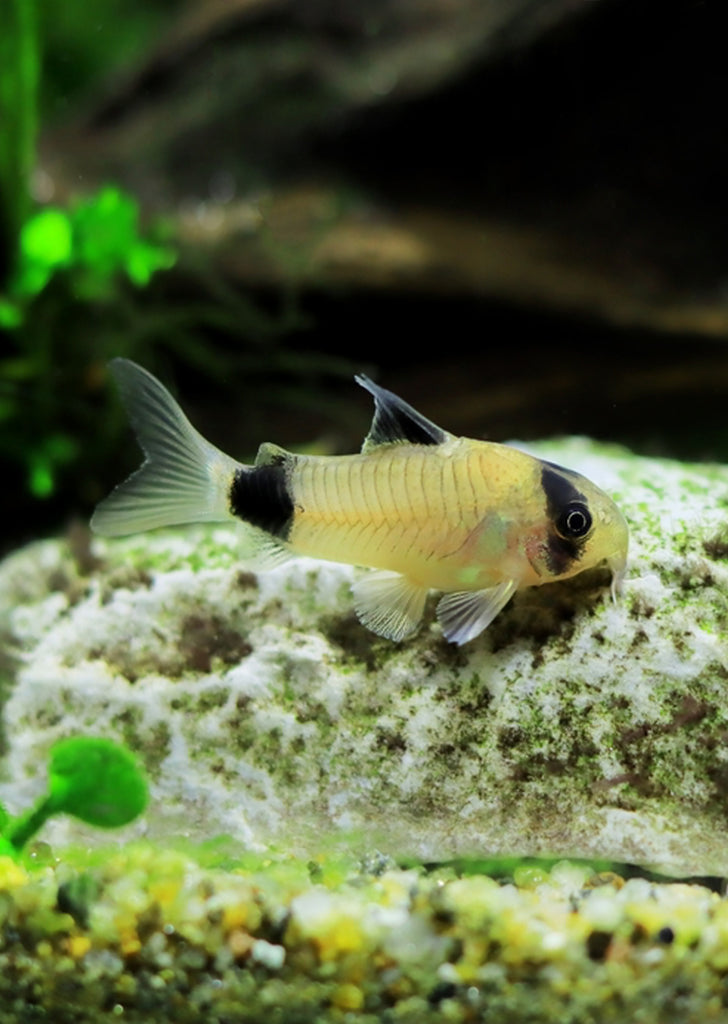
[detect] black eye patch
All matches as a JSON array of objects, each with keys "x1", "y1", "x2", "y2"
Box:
[
  {"x1": 556, "y1": 502, "x2": 592, "y2": 539},
  {"x1": 540, "y1": 463, "x2": 590, "y2": 574},
  {"x1": 541, "y1": 462, "x2": 586, "y2": 512}
]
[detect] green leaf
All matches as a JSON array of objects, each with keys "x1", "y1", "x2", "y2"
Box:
[
  {"x1": 0, "y1": 836, "x2": 18, "y2": 861},
  {"x1": 126, "y1": 239, "x2": 176, "y2": 286},
  {"x1": 73, "y1": 185, "x2": 138, "y2": 269},
  {"x1": 13, "y1": 208, "x2": 73, "y2": 298},
  {"x1": 27, "y1": 433, "x2": 78, "y2": 498},
  {"x1": 21, "y1": 208, "x2": 73, "y2": 265},
  {"x1": 28, "y1": 456, "x2": 54, "y2": 498},
  {"x1": 4, "y1": 737, "x2": 149, "y2": 852},
  {"x1": 67, "y1": 185, "x2": 176, "y2": 296},
  {"x1": 47, "y1": 736, "x2": 148, "y2": 828},
  {"x1": 0, "y1": 297, "x2": 23, "y2": 328}
]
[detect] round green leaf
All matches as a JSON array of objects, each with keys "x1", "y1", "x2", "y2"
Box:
[
  {"x1": 20, "y1": 208, "x2": 73, "y2": 267},
  {"x1": 47, "y1": 737, "x2": 148, "y2": 828}
]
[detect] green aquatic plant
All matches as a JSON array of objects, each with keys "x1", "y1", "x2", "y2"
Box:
[
  {"x1": 0, "y1": 0, "x2": 38, "y2": 281},
  {"x1": 0, "y1": 185, "x2": 177, "y2": 515},
  {"x1": 0, "y1": 0, "x2": 349, "y2": 548},
  {"x1": 0, "y1": 186, "x2": 176, "y2": 328},
  {"x1": 0, "y1": 736, "x2": 148, "y2": 859},
  {"x1": 0, "y1": 0, "x2": 179, "y2": 513}
]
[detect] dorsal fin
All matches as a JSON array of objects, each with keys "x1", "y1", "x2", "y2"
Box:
[{"x1": 355, "y1": 374, "x2": 448, "y2": 453}]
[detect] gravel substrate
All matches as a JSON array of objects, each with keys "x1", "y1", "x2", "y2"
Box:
[{"x1": 1, "y1": 844, "x2": 728, "y2": 1023}]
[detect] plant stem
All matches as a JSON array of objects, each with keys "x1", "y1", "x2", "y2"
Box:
[
  {"x1": 4, "y1": 794, "x2": 52, "y2": 851},
  {"x1": 0, "y1": 0, "x2": 39, "y2": 286}
]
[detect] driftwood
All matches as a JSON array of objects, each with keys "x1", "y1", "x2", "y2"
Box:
[{"x1": 41, "y1": 0, "x2": 728, "y2": 340}]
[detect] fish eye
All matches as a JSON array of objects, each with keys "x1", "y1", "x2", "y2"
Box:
[{"x1": 556, "y1": 502, "x2": 592, "y2": 539}]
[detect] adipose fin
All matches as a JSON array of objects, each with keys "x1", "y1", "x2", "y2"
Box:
[{"x1": 254, "y1": 441, "x2": 294, "y2": 468}]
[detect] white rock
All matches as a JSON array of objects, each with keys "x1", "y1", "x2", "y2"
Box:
[{"x1": 1, "y1": 439, "x2": 728, "y2": 874}]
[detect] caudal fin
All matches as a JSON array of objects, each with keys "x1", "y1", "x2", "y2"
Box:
[{"x1": 91, "y1": 359, "x2": 242, "y2": 536}]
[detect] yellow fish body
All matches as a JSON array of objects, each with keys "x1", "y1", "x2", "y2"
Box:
[{"x1": 92, "y1": 360, "x2": 628, "y2": 644}]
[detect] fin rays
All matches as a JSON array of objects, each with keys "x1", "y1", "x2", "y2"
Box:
[
  {"x1": 91, "y1": 359, "x2": 241, "y2": 536},
  {"x1": 352, "y1": 572, "x2": 518, "y2": 644},
  {"x1": 355, "y1": 375, "x2": 448, "y2": 452},
  {"x1": 436, "y1": 580, "x2": 517, "y2": 646},
  {"x1": 352, "y1": 570, "x2": 428, "y2": 642}
]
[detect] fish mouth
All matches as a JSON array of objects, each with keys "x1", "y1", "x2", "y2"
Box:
[{"x1": 606, "y1": 551, "x2": 628, "y2": 602}]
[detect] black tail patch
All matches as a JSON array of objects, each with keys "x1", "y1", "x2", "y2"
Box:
[{"x1": 230, "y1": 464, "x2": 294, "y2": 540}]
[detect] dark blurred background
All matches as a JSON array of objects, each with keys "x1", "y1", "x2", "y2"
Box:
[{"x1": 2, "y1": 0, "x2": 728, "y2": 554}]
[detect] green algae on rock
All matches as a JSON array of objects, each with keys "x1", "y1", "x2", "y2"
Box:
[
  {"x1": 1, "y1": 440, "x2": 728, "y2": 874},
  {"x1": 1, "y1": 845, "x2": 728, "y2": 1024}
]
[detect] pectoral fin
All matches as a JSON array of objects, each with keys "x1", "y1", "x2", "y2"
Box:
[
  {"x1": 352, "y1": 571, "x2": 428, "y2": 641},
  {"x1": 436, "y1": 580, "x2": 518, "y2": 645}
]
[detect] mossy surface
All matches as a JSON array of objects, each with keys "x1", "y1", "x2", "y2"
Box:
[
  {"x1": 1, "y1": 440, "x2": 728, "y2": 873},
  {"x1": 1, "y1": 844, "x2": 728, "y2": 1024}
]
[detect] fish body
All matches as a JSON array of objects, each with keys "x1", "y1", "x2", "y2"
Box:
[
  {"x1": 287, "y1": 442, "x2": 557, "y2": 590},
  {"x1": 92, "y1": 360, "x2": 628, "y2": 644}
]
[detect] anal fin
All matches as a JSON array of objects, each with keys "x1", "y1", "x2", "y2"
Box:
[
  {"x1": 238, "y1": 530, "x2": 292, "y2": 571},
  {"x1": 352, "y1": 571, "x2": 428, "y2": 642},
  {"x1": 436, "y1": 579, "x2": 517, "y2": 645}
]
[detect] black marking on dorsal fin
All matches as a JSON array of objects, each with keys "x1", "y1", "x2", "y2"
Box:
[
  {"x1": 355, "y1": 375, "x2": 448, "y2": 452},
  {"x1": 230, "y1": 464, "x2": 294, "y2": 540}
]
